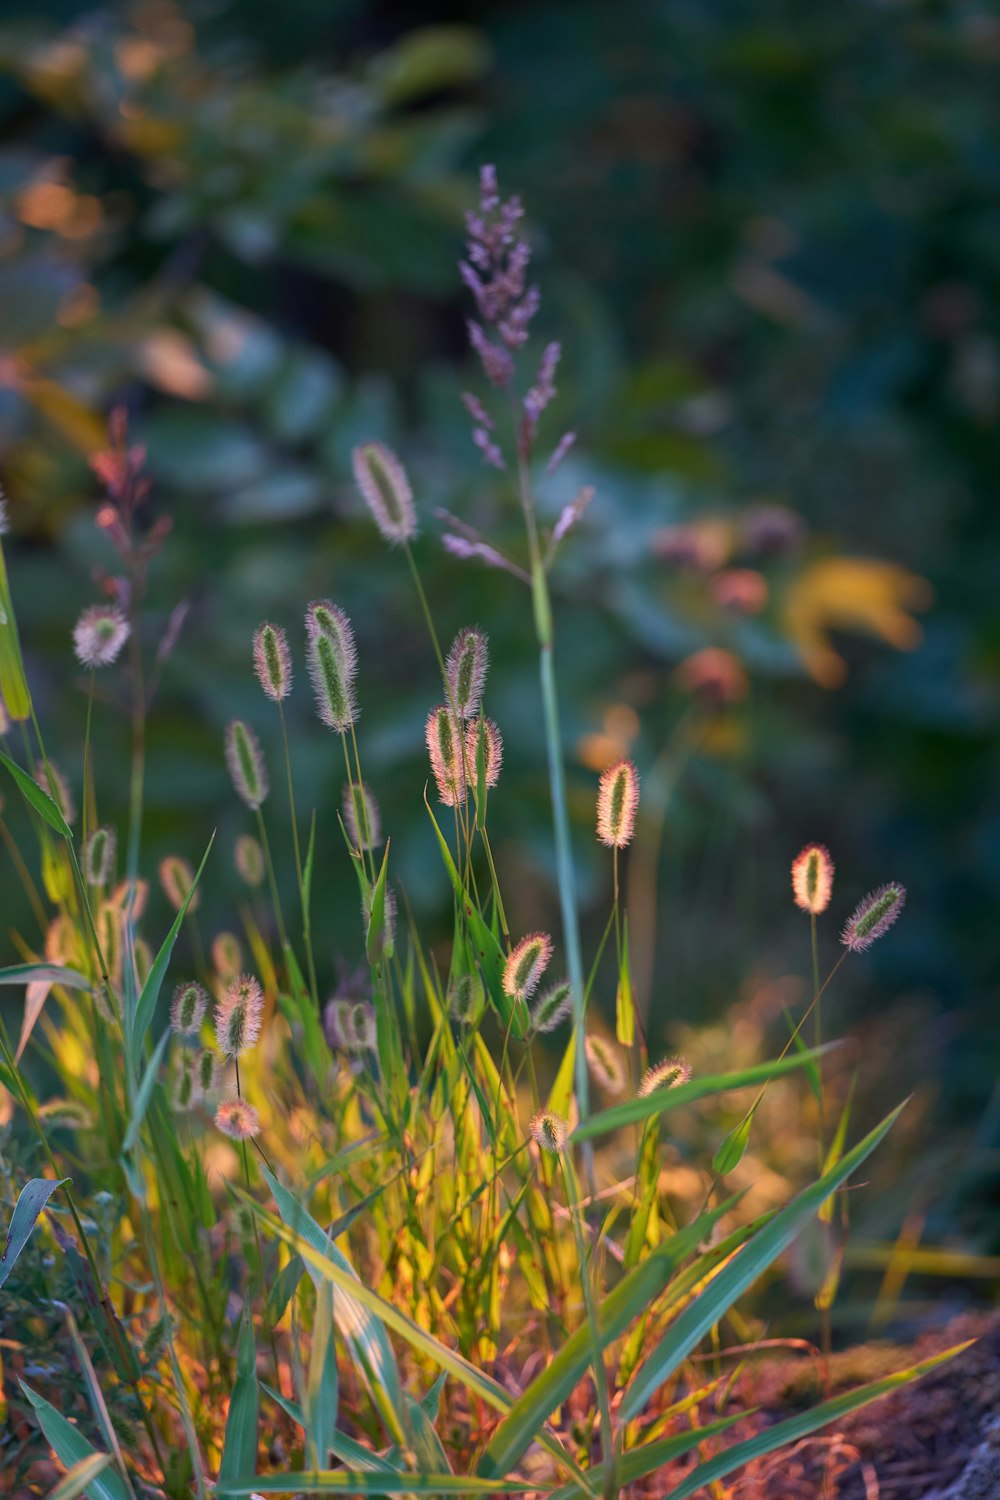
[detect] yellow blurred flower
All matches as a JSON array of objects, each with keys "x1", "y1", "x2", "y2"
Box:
[{"x1": 783, "y1": 557, "x2": 932, "y2": 687}]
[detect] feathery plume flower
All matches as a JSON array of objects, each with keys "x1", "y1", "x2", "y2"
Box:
[
  {"x1": 72, "y1": 604, "x2": 130, "y2": 668},
  {"x1": 253, "y1": 622, "x2": 292, "y2": 701},
  {"x1": 639, "y1": 1057, "x2": 692, "y2": 1096},
  {"x1": 171, "y1": 981, "x2": 208, "y2": 1035},
  {"x1": 448, "y1": 973, "x2": 483, "y2": 1025},
  {"x1": 195, "y1": 1049, "x2": 219, "y2": 1098},
  {"x1": 446, "y1": 627, "x2": 489, "y2": 719},
  {"x1": 549, "y1": 485, "x2": 593, "y2": 550},
  {"x1": 524, "y1": 341, "x2": 560, "y2": 431},
  {"x1": 234, "y1": 835, "x2": 264, "y2": 887},
  {"x1": 306, "y1": 615, "x2": 358, "y2": 733},
  {"x1": 159, "y1": 855, "x2": 200, "y2": 913},
  {"x1": 84, "y1": 825, "x2": 116, "y2": 886},
  {"x1": 585, "y1": 1034, "x2": 625, "y2": 1095},
  {"x1": 215, "y1": 1099, "x2": 261, "y2": 1141},
  {"x1": 352, "y1": 441, "x2": 417, "y2": 544},
  {"x1": 441, "y1": 532, "x2": 530, "y2": 582},
  {"x1": 225, "y1": 720, "x2": 269, "y2": 810},
  {"x1": 215, "y1": 973, "x2": 264, "y2": 1059},
  {"x1": 530, "y1": 1110, "x2": 568, "y2": 1154},
  {"x1": 466, "y1": 717, "x2": 503, "y2": 791},
  {"x1": 472, "y1": 426, "x2": 505, "y2": 470},
  {"x1": 35, "y1": 761, "x2": 75, "y2": 824},
  {"x1": 531, "y1": 980, "x2": 573, "y2": 1033},
  {"x1": 791, "y1": 844, "x2": 835, "y2": 916},
  {"x1": 546, "y1": 431, "x2": 576, "y2": 474},
  {"x1": 596, "y1": 759, "x2": 640, "y2": 850},
  {"x1": 462, "y1": 165, "x2": 538, "y2": 386},
  {"x1": 325, "y1": 998, "x2": 377, "y2": 1054},
  {"x1": 426, "y1": 706, "x2": 466, "y2": 806},
  {"x1": 503, "y1": 931, "x2": 553, "y2": 1003},
  {"x1": 212, "y1": 932, "x2": 242, "y2": 981},
  {"x1": 841, "y1": 883, "x2": 906, "y2": 953},
  {"x1": 343, "y1": 780, "x2": 382, "y2": 850},
  {"x1": 674, "y1": 648, "x2": 748, "y2": 705}
]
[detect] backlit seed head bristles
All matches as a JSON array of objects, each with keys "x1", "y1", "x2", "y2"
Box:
[
  {"x1": 343, "y1": 781, "x2": 382, "y2": 850},
  {"x1": 426, "y1": 706, "x2": 466, "y2": 806},
  {"x1": 234, "y1": 835, "x2": 264, "y2": 887},
  {"x1": 85, "y1": 825, "x2": 116, "y2": 886},
  {"x1": 225, "y1": 720, "x2": 269, "y2": 810},
  {"x1": 95, "y1": 902, "x2": 123, "y2": 988},
  {"x1": 639, "y1": 1056, "x2": 692, "y2": 1097},
  {"x1": 325, "y1": 997, "x2": 377, "y2": 1054},
  {"x1": 446, "y1": 626, "x2": 489, "y2": 719},
  {"x1": 362, "y1": 883, "x2": 397, "y2": 957},
  {"x1": 212, "y1": 932, "x2": 242, "y2": 981},
  {"x1": 159, "y1": 855, "x2": 199, "y2": 913},
  {"x1": 585, "y1": 1034, "x2": 626, "y2": 1095},
  {"x1": 215, "y1": 973, "x2": 264, "y2": 1059},
  {"x1": 531, "y1": 980, "x2": 573, "y2": 1034},
  {"x1": 173, "y1": 1059, "x2": 195, "y2": 1112},
  {"x1": 112, "y1": 877, "x2": 148, "y2": 920},
  {"x1": 72, "y1": 604, "x2": 130, "y2": 668},
  {"x1": 253, "y1": 622, "x2": 292, "y2": 702},
  {"x1": 841, "y1": 882, "x2": 906, "y2": 953},
  {"x1": 35, "y1": 760, "x2": 75, "y2": 824},
  {"x1": 503, "y1": 931, "x2": 553, "y2": 1003},
  {"x1": 448, "y1": 973, "x2": 483, "y2": 1025},
  {"x1": 134, "y1": 939, "x2": 153, "y2": 989},
  {"x1": 792, "y1": 844, "x2": 834, "y2": 915},
  {"x1": 171, "y1": 980, "x2": 208, "y2": 1035},
  {"x1": 352, "y1": 441, "x2": 417, "y2": 544},
  {"x1": 215, "y1": 1099, "x2": 261, "y2": 1141},
  {"x1": 195, "y1": 1049, "x2": 219, "y2": 1097},
  {"x1": 596, "y1": 759, "x2": 640, "y2": 849},
  {"x1": 530, "y1": 1110, "x2": 568, "y2": 1154},
  {"x1": 307, "y1": 623, "x2": 358, "y2": 732},
  {"x1": 466, "y1": 717, "x2": 503, "y2": 791}
]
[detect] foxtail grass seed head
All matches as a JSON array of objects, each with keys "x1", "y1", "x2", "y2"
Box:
[
  {"x1": 112, "y1": 876, "x2": 148, "y2": 920},
  {"x1": 134, "y1": 939, "x2": 153, "y2": 989},
  {"x1": 0, "y1": 693, "x2": 8, "y2": 735},
  {"x1": 215, "y1": 1098, "x2": 261, "y2": 1141},
  {"x1": 792, "y1": 843, "x2": 835, "y2": 915},
  {"x1": 196, "y1": 1049, "x2": 219, "y2": 1097},
  {"x1": 171, "y1": 980, "x2": 208, "y2": 1035},
  {"x1": 426, "y1": 706, "x2": 466, "y2": 806},
  {"x1": 96, "y1": 902, "x2": 123, "y2": 988},
  {"x1": 307, "y1": 622, "x2": 358, "y2": 732},
  {"x1": 325, "y1": 998, "x2": 377, "y2": 1054},
  {"x1": 173, "y1": 1060, "x2": 195, "y2": 1112},
  {"x1": 72, "y1": 604, "x2": 130, "y2": 668},
  {"x1": 225, "y1": 720, "x2": 268, "y2": 810},
  {"x1": 84, "y1": 825, "x2": 116, "y2": 886},
  {"x1": 530, "y1": 1110, "x2": 568, "y2": 1155},
  {"x1": 596, "y1": 759, "x2": 640, "y2": 849},
  {"x1": 343, "y1": 780, "x2": 382, "y2": 850},
  {"x1": 253, "y1": 622, "x2": 292, "y2": 701},
  {"x1": 503, "y1": 931, "x2": 553, "y2": 1003},
  {"x1": 448, "y1": 973, "x2": 483, "y2": 1025},
  {"x1": 466, "y1": 717, "x2": 503, "y2": 790},
  {"x1": 531, "y1": 980, "x2": 573, "y2": 1033},
  {"x1": 159, "y1": 855, "x2": 199, "y2": 913},
  {"x1": 362, "y1": 883, "x2": 397, "y2": 957},
  {"x1": 585, "y1": 1034, "x2": 626, "y2": 1095},
  {"x1": 352, "y1": 441, "x2": 417, "y2": 544},
  {"x1": 234, "y1": 835, "x2": 264, "y2": 887},
  {"x1": 211, "y1": 932, "x2": 242, "y2": 981},
  {"x1": 841, "y1": 882, "x2": 906, "y2": 953},
  {"x1": 639, "y1": 1056, "x2": 692, "y2": 1096},
  {"x1": 35, "y1": 760, "x2": 75, "y2": 824},
  {"x1": 445, "y1": 627, "x2": 488, "y2": 719},
  {"x1": 215, "y1": 973, "x2": 264, "y2": 1059},
  {"x1": 0, "y1": 494, "x2": 8, "y2": 534}
]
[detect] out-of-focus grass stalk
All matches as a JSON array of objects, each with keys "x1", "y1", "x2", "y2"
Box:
[{"x1": 277, "y1": 699, "x2": 318, "y2": 1007}]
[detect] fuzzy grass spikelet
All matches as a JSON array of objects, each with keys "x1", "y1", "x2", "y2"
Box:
[
  {"x1": 195, "y1": 1049, "x2": 219, "y2": 1098},
  {"x1": 215, "y1": 1099, "x2": 261, "y2": 1141},
  {"x1": 792, "y1": 843, "x2": 835, "y2": 915},
  {"x1": 448, "y1": 973, "x2": 483, "y2": 1025},
  {"x1": 446, "y1": 626, "x2": 488, "y2": 719},
  {"x1": 596, "y1": 758, "x2": 640, "y2": 849},
  {"x1": 211, "y1": 932, "x2": 242, "y2": 981},
  {"x1": 171, "y1": 981, "x2": 208, "y2": 1035},
  {"x1": 585, "y1": 1034, "x2": 626, "y2": 1095},
  {"x1": 466, "y1": 717, "x2": 502, "y2": 790},
  {"x1": 35, "y1": 760, "x2": 75, "y2": 824},
  {"x1": 639, "y1": 1056, "x2": 692, "y2": 1096},
  {"x1": 530, "y1": 1110, "x2": 568, "y2": 1154},
  {"x1": 841, "y1": 883, "x2": 906, "y2": 953},
  {"x1": 159, "y1": 855, "x2": 199, "y2": 913},
  {"x1": 325, "y1": 997, "x2": 377, "y2": 1054},
  {"x1": 225, "y1": 720, "x2": 269, "y2": 810},
  {"x1": 426, "y1": 706, "x2": 466, "y2": 806},
  {"x1": 215, "y1": 973, "x2": 264, "y2": 1059},
  {"x1": 306, "y1": 606, "x2": 358, "y2": 732},
  {"x1": 352, "y1": 441, "x2": 417, "y2": 544},
  {"x1": 84, "y1": 825, "x2": 115, "y2": 886},
  {"x1": 343, "y1": 780, "x2": 382, "y2": 850},
  {"x1": 531, "y1": 980, "x2": 573, "y2": 1033},
  {"x1": 234, "y1": 835, "x2": 264, "y2": 886},
  {"x1": 72, "y1": 604, "x2": 130, "y2": 668},
  {"x1": 503, "y1": 931, "x2": 553, "y2": 1003},
  {"x1": 253, "y1": 622, "x2": 292, "y2": 701}
]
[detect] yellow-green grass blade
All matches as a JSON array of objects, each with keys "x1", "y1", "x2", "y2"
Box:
[
  {"x1": 218, "y1": 1303, "x2": 259, "y2": 1483},
  {"x1": 619, "y1": 1101, "x2": 907, "y2": 1422},
  {"x1": 217, "y1": 1476, "x2": 543, "y2": 1494},
  {"x1": 129, "y1": 832, "x2": 214, "y2": 1075},
  {"x1": 46, "y1": 1453, "x2": 114, "y2": 1500},
  {"x1": 18, "y1": 1382, "x2": 132, "y2": 1500},
  {"x1": 0, "y1": 748, "x2": 71, "y2": 837},
  {"x1": 1, "y1": 1176, "x2": 68, "y2": 1289}
]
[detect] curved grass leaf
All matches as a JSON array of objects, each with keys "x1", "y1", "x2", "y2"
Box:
[
  {"x1": 218, "y1": 1303, "x2": 259, "y2": 1483},
  {"x1": 217, "y1": 1475, "x2": 540, "y2": 1494},
  {"x1": 619, "y1": 1101, "x2": 906, "y2": 1422},
  {"x1": 0, "y1": 748, "x2": 71, "y2": 837},
  {"x1": 129, "y1": 832, "x2": 214, "y2": 1075},
  {"x1": 0, "y1": 1176, "x2": 68, "y2": 1289},
  {"x1": 0, "y1": 962, "x2": 92, "y2": 989},
  {"x1": 18, "y1": 1381, "x2": 132, "y2": 1500},
  {"x1": 46, "y1": 1453, "x2": 114, "y2": 1500},
  {"x1": 121, "y1": 1029, "x2": 171, "y2": 1156}
]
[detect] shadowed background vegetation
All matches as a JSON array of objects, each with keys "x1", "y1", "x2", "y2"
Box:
[{"x1": 2, "y1": 0, "x2": 998, "y2": 1272}]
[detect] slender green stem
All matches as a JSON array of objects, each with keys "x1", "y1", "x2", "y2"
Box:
[
  {"x1": 561, "y1": 1152, "x2": 616, "y2": 1499},
  {"x1": 254, "y1": 806, "x2": 288, "y2": 955},
  {"x1": 280, "y1": 701, "x2": 318, "y2": 1006}
]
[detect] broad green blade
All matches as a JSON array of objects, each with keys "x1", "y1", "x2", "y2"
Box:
[
  {"x1": 46, "y1": 1453, "x2": 114, "y2": 1500},
  {"x1": 121, "y1": 1029, "x2": 171, "y2": 1156},
  {"x1": 18, "y1": 1382, "x2": 131, "y2": 1500},
  {"x1": 0, "y1": 962, "x2": 92, "y2": 989},
  {"x1": 545, "y1": 1411, "x2": 747, "y2": 1500},
  {"x1": 619, "y1": 1101, "x2": 906, "y2": 1421},
  {"x1": 129, "y1": 833, "x2": 214, "y2": 1075},
  {"x1": 218, "y1": 1303, "x2": 259, "y2": 1482},
  {"x1": 216, "y1": 1476, "x2": 539, "y2": 1495},
  {"x1": 572, "y1": 1044, "x2": 839, "y2": 1143},
  {"x1": 0, "y1": 1176, "x2": 68, "y2": 1289},
  {"x1": 306, "y1": 1281, "x2": 339, "y2": 1469},
  {"x1": 0, "y1": 748, "x2": 71, "y2": 837}
]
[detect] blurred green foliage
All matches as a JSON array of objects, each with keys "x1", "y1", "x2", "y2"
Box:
[{"x1": 1, "y1": 0, "x2": 998, "y2": 1252}]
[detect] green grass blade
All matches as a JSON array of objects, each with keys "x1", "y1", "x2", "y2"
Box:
[
  {"x1": 619, "y1": 1101, "x2": 907, "y2": 1421},
  {"x1": 121, "y1": 1029, "x2": 170, "y2": 1156},
  {"x1": 1, "y1": 1176, "x2": 69, "y2": 1289},
  {"x1": 46, "y1": 1453, "x2": 115, "y2": 1500},
  {"x1": 571, "y1": 1044, "x2": 840, "y2": 1143},
  {"x1": 217, "y1": 1475, "x2": 541, "y2": 1494},
  {"x1": 545, "y1": 1412, "x2": 747, "y2": 1500},
  {"x1": 18, "y1": 1382, "x2": 132, "y2": 1500},
  {"x1": 306, "y1": 1281, "x2": 339, "y2": 1469},
  {"x1": 0, "y1": 748, "x2": 71, "y2": 837},
  {"x1": 0, "y1": 962, "x2": 92, "y2": 989},
  {"x1": 129, "y1": 832, "x2": 214, "y2": 1075},
  {"x1": 218, "y1": 1303, "x2": 259, "y2": 1482}
]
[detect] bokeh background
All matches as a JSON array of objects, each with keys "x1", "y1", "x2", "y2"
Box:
[{"x1": 1, "y1": 3, "x2": 998, "y2": 1278}]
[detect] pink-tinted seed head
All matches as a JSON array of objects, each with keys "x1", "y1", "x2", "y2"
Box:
[
  {"x1": 596, "y1": 759, "x2": 640, "y2": 849},
  {"x1": 585, "y1": 1034, "x2": 625, "y2": 1095},
  {"x1": 791, "y1": 844, "x2": 835, "y2": 915},
  {"x1": 305, "y1": 603, "x2": 358, "y2": 732},
  {"x1": 352, "y1": 441, "x2": 417, "y2": 544},
  {"x1": 84, "y1": 825, "x2": 116, "y2": 886},
  {"x1": 234, "y1": 835, "x2": 264, "y2": 887},
  {"x1": 253, "y1": 622, "x2": 292, "y2": 701},
  {"x1": 530, "y1": 1109, "x2": 568, "y2": 1154},
  {"x1": 343, "y1": 780, "x2": 382, "y2": 850},
  {"x1": 445, "y1": 626, "x2": 489, "y2": 719},
  {"x1": 531, "y1": 980, "x2": 573, "y2": 1034},
  {"x1": 215, "y1": 1099, "x2": 261, "y2": 1141},
  {"x1": 466, "y1": 717, "x2": 503, "y2": 791},
  {"x1": 639, "y1": 1056, "x2": 692, "y2": 1097},
  {"x1": 212, "y1": 932, "x2": 242, "y2": 980},
  {"x1": 159, "y1": 855, "x2": 199, "y2": 913},
  {"x1": 35, "y1": 761, "x2": 75, "y2": 824},
  {"x1": 215, "y1": 973, "x2": 264, "y2": 1058},
  {"x1": 503, "y1": 931, "x2": 553, "y2": 1003},
  {"x1": 171, "y1": 980, "x2": 209, "y2": 1035},
  {"x1": 72, "y1": 604, "x2": 130, "y2": 668},
  {"x1": 224, "y1": 720, "x2": 269, "y2": 810},
  {"x1": 426, "y1": 706, "x2": 466, "y2": 807},
  {"x1": 841, "y1": 883, "x2": 906, "y2": 953}
]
